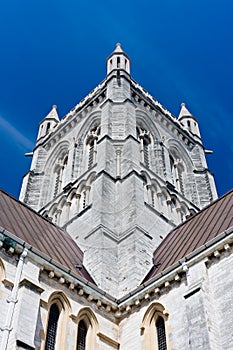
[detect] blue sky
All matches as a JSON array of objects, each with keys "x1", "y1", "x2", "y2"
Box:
[{"x1": 0, "y1": 0, "x2": 232, "y2": 198}]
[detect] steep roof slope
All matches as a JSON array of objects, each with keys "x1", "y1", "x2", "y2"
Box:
[
  {"x1": 144, "y1": 189, "x2": 233, "y2": 282},
  {"x1": 0, "y1": 189, "x2": 94, "y2": 282}
]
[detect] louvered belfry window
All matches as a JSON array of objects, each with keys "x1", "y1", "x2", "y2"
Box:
[
  {"x1": 88, "y1": 141, "x2": 94, "y2": 169},
  {"x1": 143, "y1": 141, "x2": 149, "y2": 168},
  {"x1": 45, "y1": 304, "x2": 60, "y2": 350},
  {"x1": 156, "y1": 316, "x2": 167, "y2": 350},
  {"x1": 77, "y1": 320, "x2": 87, "y2": 350}
]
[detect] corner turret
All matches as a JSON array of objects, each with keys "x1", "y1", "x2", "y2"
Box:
[
  {"x1": 37, "y1": 105, "x2": 59, "y2": 142},
  {"x1": 178, "y1": 103, "x2": 201, "y2": 140},
  {"x1": 106, "y1": 43, "x2": 130, "y2": 75}
]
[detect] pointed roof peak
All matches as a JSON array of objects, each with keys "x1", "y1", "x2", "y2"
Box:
[
  {"x1": 178, "y1": 102, "x2": 193, "y2": 120},
  {"x1": 114, "y1": 42, "x2": 124, "y2": 53},
  {"x1": 44, "y1": 104, "x2": 59, "y2": 122}
]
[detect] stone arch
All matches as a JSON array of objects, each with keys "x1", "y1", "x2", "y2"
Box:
[
  {"x1": 141, "y1": 302, "x2": 169, "y2": 350},
  {"x1": 170, "y1": 194, "x2": 181, "y2": 224},
  {"x1": 76, "y1": 113, "x2": 101, "y2": 143},
  {"x1": 136, "y1": 112, "x2": 163, "y2": 173},
  {"x1": 180, "y1": 201, "x2": 190, "y2": 222},
  {"x1": 166, "y1": 138, "x2": 193, "y2": 169},
  {"x1": 166, "y1": 138, "x2": 194, "y2": 196},
  {"x1": 67, "y1": 187, "x2": 79, "y2": 220},
  {"x1": 44, "y1": 291, "x2": 71, "y2": 350},
  {"x1": 141, "y1": 171, "x2": 152, "y2": 204},
  {"x1": 75, "y1": 115, "x2": 101, "y2": 173},
  {"x1": 0, "y1": 258, "x2": 6, "y2": 282},
  {"x1": 136, "y1": 111, "x2": 161, "y2": 141},
  {"x1": 151, "y1": 179, "x2": 162, "y2": 210},
  {"x1": 42, "y1": 141, "x2": 70, "y2": 204},
  {"x1": 160, "y1": 187, "x2": 171, "y2": 219},
  {"x1": 75, "y1": 307, "x2": 99, "y2": 350},
  {"x1": 48, "y1": 202, "x2": 59, "y2": 220},
  {"x1": 57, "y1": 196, "x2": 68, "y2": 226}
]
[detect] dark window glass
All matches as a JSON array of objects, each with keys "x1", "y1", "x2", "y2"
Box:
[
  {"x1": 77, "y1": 320, "x2": 87, "y2": 350},
  {"x1": 156, "y1": 316, "x2": 167, "y2": 350},
  {"x1": 45, "y1": 304, "x2": 60, "y2": 350}
]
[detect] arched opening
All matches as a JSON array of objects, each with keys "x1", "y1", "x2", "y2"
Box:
[
  {"x1": 75, "y1": 307, "x2": 99, "y2": 350},
  {"x1": 137, "y1": 126, "x2": 152, "y2": 168},
  {"x1": 85, "y1": 124, "x2": 100, "y2": 171},
  {"x1": 141, "y1": 303, "x2": 169, "y2": 350},
  {"x1": 53, "y1": 153, "x2": 68, "y2": 199}
]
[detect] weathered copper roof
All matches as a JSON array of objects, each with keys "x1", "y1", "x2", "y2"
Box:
[
  {"x1": 0, "y1": 189, "x2": 94, "y2": 283},
  {"x1": 144, "y1": 189, "x2": 233, "y2": 282}
]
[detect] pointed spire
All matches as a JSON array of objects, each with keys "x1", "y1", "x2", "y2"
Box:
[
  {"x1": 106, "y1": 43, "x2": 131, "y2": 75},
  {"x1": 178, "y1": 103, "x2": 201, "y2": 139},
  {"x1": 37, "y1": 105, "x2": 60, "y2": 141},
  {"x1": 44, "y1": 105, "x2": 59, "y2": 122},
  {"x1": 114, "y1": 42, "x2": 124, "y2": 53},
  {"x1": 178, "y1": 102, "x2": 193, "y2": 120}
]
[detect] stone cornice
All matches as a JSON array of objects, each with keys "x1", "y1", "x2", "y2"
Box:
[{"x1": 0, "y1": 225, "x2": 233, "y2": 320}]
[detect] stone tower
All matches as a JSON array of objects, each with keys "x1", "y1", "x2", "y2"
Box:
[{"x1": 20, "y1": 44, "x2": 217, "y2": 298}]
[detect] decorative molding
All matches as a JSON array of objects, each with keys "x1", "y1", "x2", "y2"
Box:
[
  {"x1": 97, "y1": 332, "x2": 120, "y2": 349},
  {"x1": 19, "y1": 278, "x2": 44, "y2": 294}
]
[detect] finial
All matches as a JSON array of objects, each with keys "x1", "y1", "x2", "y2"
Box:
[
  {"x1": 52, "y1": 105, "x2": 57, "y2": 109},
  {"x1": 116, "y1": 42, "x2": 121, "y2": 48},
  {"x1": 181, "y1": 102, "x2": 186, "y2": 107}
]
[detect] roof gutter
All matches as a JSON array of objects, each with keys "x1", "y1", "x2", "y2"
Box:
[
  {"x1": 0, "y1": 226, "x2": 117, "y2": 305},
  {"x1": 118, "y1": 226, "x2": 233, "y2": 305}
]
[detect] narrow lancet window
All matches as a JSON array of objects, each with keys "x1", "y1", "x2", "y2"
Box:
[
  {"x1": 77, "y1": 320, "x2": 87, "y2": 350},
  {"x1": 45, "y1": 304, "x2": 60, "y2": 350},
  {"x1": 88, "y1": 140, "x2": 94, "y2": 169},
  {"x1": 156, "y1": 316, "x2": 167, "y2": 350}
]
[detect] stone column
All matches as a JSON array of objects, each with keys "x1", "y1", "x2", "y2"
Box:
[
  {"x1": 76, "y1": 194, "x2": 81, "y2": 213},
  {"x1": 146, "y1": 185, "x2": 152, "y2": 205},
  {"x1": 66, "y1": 201, "x2": 72, "y2": 222},
  {"x1": 116, "y1": 149, "x2": 121, "y2": 178}
]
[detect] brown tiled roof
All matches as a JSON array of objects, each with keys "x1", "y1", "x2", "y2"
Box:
[
  {"x1": 144, "y1": 189, "x2": 233, "y2": 282},
  {"x1": 0, "y1": 189, "x2": 94, "y2": 283}
]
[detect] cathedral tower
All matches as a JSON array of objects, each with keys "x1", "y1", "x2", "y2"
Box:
[{"x1": 20, "y1": 44, "x2": 217, "y2": 297}]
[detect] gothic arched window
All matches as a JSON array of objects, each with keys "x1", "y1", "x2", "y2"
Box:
[
  {"x1": 77, "y1": 320, "x2": 87, "y2": 350},
  {"x1": 137, "y1": 126, "x2": 152, "y2": 168},
  {"x1": 156, "y1": 316, "x2": 167, "y2": 350},
  {"x1": 85, "y1": 125, "x2": 100, "y2": 170},
  {"x1": 141, "y1": 303, "x2": 169, "y2": 350},
  {"x1": 45, "y1": 303, "x2": 60, "y2": 350},
  {"x1": 169, "y1": 153, "x2": 184, "y2": 195},
  {"x1": 53, "y1": 153, "x2": 68, "y2": 199}
]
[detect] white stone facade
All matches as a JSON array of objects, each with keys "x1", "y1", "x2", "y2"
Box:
[
  {"x1": 1, "y1": 44, "x2": 230, "y2": 350},
  {"x1": 19, "y1": 44, "x2": 217, "y2": 297},
  {"x1": 0, "y1": 225, "x2": 233, "y2": 349}
]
